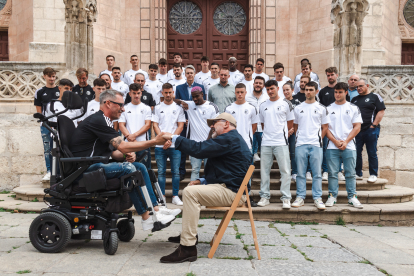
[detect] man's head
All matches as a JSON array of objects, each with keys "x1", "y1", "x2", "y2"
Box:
[
  {"x1": 300, "y1": 58, "x2": 310, "y2": 66},
  {"x1": 111, "y1": 67, "x2": 122, "y2": 82},
  {"x1": 173, "y1": 63, "x2": 183, "y2": 79},
  {"x1": 58, "y1": 79, "x2": 74, "y2": 97},
  {"x1": 300, "y1": 75, "x2": 311, "y2": 91},
  {"x1": 348, "y1": 74, "x2": 360, "y2": 90},
  {"x1": 301, "y1": 63, "x2": 312, "y2": 75},
  {"x1": 219, "y1": 68, "x2": 230, "y2": 85},
  {"x1": 201, "y1": 56, "x2": 209, "y2": 71},
  {"x1": 191, "y1": 86, "x2": 204, "y2": 105},
  {"x1": 161, "y1": 83, "x2": 174, "y2": 103},
  {"x1": 106, "y1": 55, "x2": 115, "y2": 69},
  {"x1": 100, "y1": 89, "x2": 125, "y2": 120},
  {"x1": 130, "y1": 55, "x2": 139, "y2": 67},
  {"x1": 134, "y1": 73, "x2": 146, "y2": 86},
  {"x1": 333, "y1": 82, "x2": 349, "y2": 103},
  {"x1": 148, "y1": 64, "x2": 158, "y2": 79},
  {"x1": 305, "y1": 82, "x2": 319, "y2": 100},
  {"x1": 129, "y1": 83, "x2": 142, "y2": 105},
  {"x1": 76, "y1": 68, "x2": 88, "y2": 87},
  {"x1": 243, "y1": 64, "x2": 254, "y2": 79},
  {"x1": 255, "y1": 58, "x2": 265, "y2": 73},
  {"x1": 273, "y1": 62, "x2": 285, "y2": 81},
  {"x1": 265, "y1": 80, "x2": 279, "y2": 100},
  {"x1": 43, "y1": 67, "x2": 57, "y2": 87},
  {"x1": 228, "y1": 57, "x2": 237, "y2": 71},
  {"x1": 185, "y1": 65, "x2": 195, "y2": 83},
  {"x1": 235, "y1": 83, "x2": 247, "y2": 102},
  {"x1": 283, "y1": 81, "x2": 294, "y2": 99},
  {"x1": 173, "y1": 52, "x2": 182, "y2": 64},
  {"x1": 100, "y1": 73, "x2": 112, "y2": 89},
  {"x1": 253, "y1": 76, "x2": 265, "y2": 93},
  {"x1": 325, "y1": 67, "x2": 338, "y2": 85},
  {"x1": 207, "y1": 113, "x2": 237, "y2": 137},
  {"x1": 93, "y1": 78, "x2": 107, "y2": 99},
  {"x1": 356, "y1": 79, "x2": 369, "y2": 95},
  {"x1": 210, "y1": 62, "x2": 220, "y2": 78},
  {"x1": 158, "y1": 58, "x2": 168, "y2": 74}
]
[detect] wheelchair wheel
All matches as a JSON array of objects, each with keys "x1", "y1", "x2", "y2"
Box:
[
  {"x1": 117, "y1": 219, "x2": 135, "y2": 242},
  {"x1": 103, "y1": 231, "x2": 118, "y2": 255},
  {"x1": 29, "y1": 212, "x2": 72, "y2": 253}
]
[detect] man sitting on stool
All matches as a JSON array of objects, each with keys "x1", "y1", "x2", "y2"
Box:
[{"x1": 159, "y1": 113, "x2": 252, "y2": 263}]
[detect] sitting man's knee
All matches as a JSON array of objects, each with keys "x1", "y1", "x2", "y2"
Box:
[{"x1": 124, "y1": 162, "x2": 137, "y2": 174}]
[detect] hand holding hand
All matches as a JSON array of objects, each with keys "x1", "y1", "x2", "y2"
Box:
[
  {"x1": 333, "y1": 139, "x2": 343, "y2": 149},
  {"x1": 125, "y1": 152, "x2": 136, "y2": 163},
  {"x1": 338, "y1": 141, "x2": 348, "y2": 151},
  {"x1": 154, "y1": 132, "x2": 168, "y2": 145},
  {"x1": 126, "y1": 133, "x2": 136, "y2": 142},
  {"x1": 163, "y1": 140, "x2": 172, "y2": 150},
  {"x1": 161, "y1": 132, "x2": 173, "y2": 141},
  {"x1": 288, "y1": 128, "x2": 294, "y2": 137}
]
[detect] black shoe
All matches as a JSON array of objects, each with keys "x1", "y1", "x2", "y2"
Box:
[
  {"x1": 168, "y1": 234, "x2": 198, "y2": 245},
  {"x1": 250, "y1": 200, "x2": 258, "y2": 207},
  {"x1": 179, "y1": 174, "x2": 186, "y2": 182},
  {"x1": 160, "y1": 244, "x2": 197, "y2": 263}
]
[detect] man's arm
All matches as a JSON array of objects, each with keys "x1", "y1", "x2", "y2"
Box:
[
  {"x1": 36, "y1": 106, "x2": 42, "y2": 113},
  {"x1": 110, "y1": 134, "x2": 167, "y2": 154},
  {"x1": 321, "y1": 124, "x2": 329, "y2": 138},
  {"x1": 294, "y1": 123, "x2": 298, "y2": 134},
  {"x1": 175, "y1": 122, "x2": 184, "y2": 135},
  {"x1": 287, "y1": 120, "x2": 293, "y2": 132},
  {"x1": 252, "y1": 123, "x2": 257, "y2": 134},
  {"x1": 153, "y1": 122, "x2": 161, "y2": 135},
  {"x1": 372, "y1": 110, "x2": 385, "y2": 127},
  {"x1": 119, "y1": 122, "x2": 129, "y2": 138},
  {"x1": 326, "y1": 129, "x2": 343, "y2": 149},
  {"x1": 339, "y1": 123, "x2": 361, "y2": 150},
  {"x1": 113, "y1": 121, "x2": 119, "y2": 131}
]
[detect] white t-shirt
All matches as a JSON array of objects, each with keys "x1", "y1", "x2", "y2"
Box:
[
  {"x1": 202, "y1": 77, "x2": 220, "y2": 99},
  {"x1": 183, "y1": 100, "x2": 219, "y2": 142},
  {"x1": 99, "y1": 69, "x2": 114, "y2": 81},
  {"x1": 272, "y1": 76, "x2": 292, "y2": 99},
  {"x1": 156, "y1": 73, "x2": 169, "y2": 84},
  {"x1": 152, "y1": 102, "x2": 186, "y2": 148},
  {"x1": 80, "y1": 100, "x2": 100, "y2": 121},
  {"x1": 240, "y1": 79, "x2": 254, "y2": 96},
  {"x1": 168, "y1": 78, "x2": 186, "y2": 95},
  {"x1": 224, "y1": 102, "x2": 260, "y2": 149},
  {"x1": 45, "y1": 101, "x2": 82, "y2": 127},
  {"x1": 327, "y1": 102, "x2": 363, "y2": 151},
  {"x1": 259, "y1": 98, "x2": 295, "y2": 147},
  {"x1": 167, "y1": 68, "x2": 186, "y2": 80},
  {"x1": 253, "y1": 72, "x2": 270, "y2": 82},
  {"x1": 123, "y1": 69, "x2": 149, "y2": 85},
  {"x1": 144, "y1": 79, "x2": 163, "y2": 104},
  {"x1": 111, "y1": 81, "x2": 129, "y2": 100},
  {"x1": 229, "y1": 70, "x2": 244, "y2": 86},
  {"x1": 294, "y1": 102, "x2": 331, "y2": 148},
  {"x1": 246, "y1": 91, "x2": 269, "y2": 132},
  {"x1": 195, "y1": 71, "x2": 211, "y2": 84},
  {"x1": 119, "y1": 102, "x2": 152, "y2": 142}
]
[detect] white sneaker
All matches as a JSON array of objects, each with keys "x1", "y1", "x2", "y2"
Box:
[
  {"x1": 325, "y1": 193, "x2": 337, "y2": 207},
  {"x1": 141, "y1": 213, "x2": 175, "y2": 231},
  {"x1": 348, "y1": 195, "x2": 363, "y2": 209},
  {"x1": 253, "y1": 153, "x2": 261, "y2": 162},
  {"x1": 314, "y1": 198, "x2": 326, "y2": 210},
  {"x1": 167, "y1": 157, "x2": 170, "y2": 161},
  {"x1": 306, "y1": 172, "x2": 312, "y2": 181},
  {"x1": 172, "y1": 196, "x2": 183, "y2": 206},
  {"x1": 322, "y1": 172, "x2": 328, "y2": 181},
  {"x1": 367, "y1": 175, "x2": 377, "y2": 183},
  {"x1": 291, "y1": 197, "x2": 304, "y2": 208},
  {"x1": 257, "y1": 198, "x2": 270, "y2": 207},
  {"x1": 356, "y1": 175, "x2": 363, "y2": 180},
  {"x1": 42, "y1": 172, "x2": 51, "y2": 181},
  {"x1": 338, "y1": 172, "x2": 346, "y2": 181},
  {"x1": 282, "y1": 199, "x2": 291, "y2": 209},
  {"x1": 157, "y1": 205, "x2": 181, "y2": 217},
  {"x1": 291, "y1": 174, "x2": 297, "y2": 182}
]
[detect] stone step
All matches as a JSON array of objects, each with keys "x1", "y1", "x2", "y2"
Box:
[
  {"x1": 154, "y1": 168, "x2": 281, "y2": 179},
  {"x1": 150, "y1": 160, "x2": 278, "y2": 169}
]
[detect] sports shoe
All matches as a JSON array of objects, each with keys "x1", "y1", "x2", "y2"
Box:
[
  {"x1": 367, "y1": 175, "x2": 377, "y2": 183},
  {"x1": 250, "y1": 200, "x2": 258, "y2": 207},
  {"x1": 322, "y1": 172, "x2": 328, "y2": 181},
  {"x1": 338, "y1": 172, "x2": 346, "y2": 181},
  {"x1": 142, "y1": 213, "x2": 175, "y2": 231},
  {"x1": 172, "y1": 196, "x2": 184, "y2": 206},
  {"x1": 282, "y1": 199, "x2": 291, "y2": 209},
  {"x1": 291, "y1": 197, "x2": 304, "y2": 208},
  {"x1": 158, "y1": 205, "x2": 181, "y2": 217},
  {"x1": 253, "y1": 153, "x2": 261, "y2": 162},
  {"x1": 42, "y1": 172, "x2": 51, "y2": 181},
  {"x1": 356, "y1": 175, "x2": 363, "y2": 180},
  {"x1": 348, "y1": 195, "x2": 363, "y2": 209},
  {"x1": 314, "y1": 198, "x2": 326, "y2": 210},
  {"x1": 325, "y1": 193, "x2": 337, "y2": 207},
  {"x1": 291, "y1": 174, "x2": 297, "y2": 182},
  {"x1": 306, "y1": 172, "x2": 312, "y2": 181},
  {"x1": 257, "y1": 198, "x2": 270, "y2": 207}
]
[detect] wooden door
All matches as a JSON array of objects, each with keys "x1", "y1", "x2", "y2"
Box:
[
  {"x1": 0, "y1": 31, "x2": 8, "y2": 61},
  {"x1": 167, "y1": 0, "x2": 249, "y2": 72}
]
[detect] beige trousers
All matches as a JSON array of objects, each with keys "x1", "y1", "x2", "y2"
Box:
[{"x1": 180, "y1": 184, "x2": 246, "y2": 246}]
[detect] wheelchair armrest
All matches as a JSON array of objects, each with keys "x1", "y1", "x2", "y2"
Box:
[{"x1": 60, "y1": 156, "x2": 110, "y2": 164}]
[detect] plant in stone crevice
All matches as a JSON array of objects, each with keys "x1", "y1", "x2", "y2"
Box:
[
  {"x1": 291, "y1": 243, "x2": 313, "y2": 262},
  {"x1": 335, "y1": 216, "x2": 346, "y2": 226},
  {"x1": 233, "y1": 222, "x2": 255, "y2": 260}
]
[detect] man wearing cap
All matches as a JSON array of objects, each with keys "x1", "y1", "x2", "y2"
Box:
[{"x1": 159, "y1": 113, "x2": 252, "y2": 264}]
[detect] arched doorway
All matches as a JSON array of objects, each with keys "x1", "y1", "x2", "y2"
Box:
[{"x1": 167, "y1": 0, "x2": 249, "y2": 72}]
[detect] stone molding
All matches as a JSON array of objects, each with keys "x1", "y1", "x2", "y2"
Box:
[
  {"x1": 0, "y1": 0, "x2": 11, "y2": 29},
  {"x1": 399, "y1": 0, "x2": 414, "y2": 41}
]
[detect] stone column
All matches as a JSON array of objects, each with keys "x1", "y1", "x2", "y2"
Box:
[{"x1": 331, "y1": 0, "x2": 369, "y2": 80}]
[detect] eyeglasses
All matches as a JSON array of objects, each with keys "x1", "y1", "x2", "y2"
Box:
[
  {"x1": 356, "y1": 85, "x2": 366, "y2": 89},
  {"x1": 106, "y1": 100, "x2": 124, "y2": 108}
]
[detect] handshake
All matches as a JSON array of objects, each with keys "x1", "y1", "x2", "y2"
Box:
[{"x1": 152, "y1": 132, "x2": 175, "y2": 146}]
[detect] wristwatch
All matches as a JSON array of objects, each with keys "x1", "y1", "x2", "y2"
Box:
[
  {"x1": 170, "y1": 135, "x2": 174, "y2": 140},
  {"x1": 371, "y1": 124, "x2": 378, "y2": 128}
]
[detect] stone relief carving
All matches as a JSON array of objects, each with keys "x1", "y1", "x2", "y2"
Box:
[
  {"x1": 399, "y1": 0, "x2": 414, "y2": 40},
  {"x1": 0, "y1": 0, "x2": 12, "y2": 28}
]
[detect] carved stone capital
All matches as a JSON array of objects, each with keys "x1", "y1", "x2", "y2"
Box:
[{"x1": 64, "y1": 0, "x2": 97, "y2": 23}]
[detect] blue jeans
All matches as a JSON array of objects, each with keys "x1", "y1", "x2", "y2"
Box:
[
  {"x1": 136, "y1": 148, "x2": 151, "y2": 170},
  {"x1": 40, "y1": 126, "x2": 52, "y2": 172},
  {"x1": 356, "y1": 127, "x2": 380, "y2": 176},
  {"x1": 190, "y1": 156, "x2": 207, "y2": 181},
  {"x1": 155, "y1": 147, "x2": 181, "y2": 196},
  {"x1": 322, "y1": 136, "x2": 342, "y2": 173},
  {"x1": 295, "y1": 145, "x2": 323, "y2": 200},
  {"x1": 252, "y1": 132, "x2": 263, "y2": 156},
  {"x1": 288, "y1": 133, "x2": 311, "y2": 175},
  {"x1": 327, "y1": 149, "x2": 357, "y2": 199},
  {"x1": 85, "y1": 162, "x2": 158, "y2": 215},
  {"x1": 179, "y1": 126, "x2": 187, "y2": 176}
]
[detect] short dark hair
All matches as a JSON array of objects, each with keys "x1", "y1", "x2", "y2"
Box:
[
  {"x1": 43, "y1": 67, "x2": 56, "y2": 77},
  {"x1": 93, "y1": 78, "x2": 106, "y2": 87},
  {"x1": 211, "y1": 62, "x2": 219, "y2": 67},
  {"x1": 130, "y1": 55, "x2": 138, "y2": 59},
  {"x1": 235, "y1": 83, "x2": 246, "y2": 90},
  {"x1": 76, "y1": 68, "x2": 88, "y2": 77},
  {"x1": 283, "y1": 81, "x2": 294, "y2": 90},
  {"x1": 305, "y1": 81, "x2": 318, "y2": 91},
  {"x1": 106, "y1": 55, "x2": 115, "y2": 61},
  {"x1": 112, "y1": 67, "x2": 121, "y2": 72},
  {"x1": 59, "y1": 78, "x2": 74, "y2": 88},
  {"x1": 302, "y1": 62, "x2": 312, "y2": 69},
  {"x1": 173, "y1": 63, "x2": 181, "y2": 69},
  {"x1": 244, "y1": 64, "x2": 254, "y2": 71},
  {"x1": 149, "y1": 64, "x2": 158, "y2": 70},
  {"x1": 158, "y1": 58, "x2": 167, "y2": 65},
  {"x1": 300, "y1": 74, "x2": 311, "y2": 82},
  {"x1": 201, "y1": 56, "x2": 209, "y2": 62},
  {"x1": 265, "y1": 80, "x2": 279, "y2": 88},
  {"x1": 256, "y1": 58, "x2": 265, "y2": 64},
  {"x1": 325, "y1": 67, "x2": 338, "y2": 74},
  {"x1": 300, "y1": 58, "x2": 310, "y2": 64},
  {"x1": 100, "y1": 73, "x2": 111, "y2": 79},
  {"x1": 173, "y1": 52, "x2": 182, "y2": 58},
  {"x1": 273, "y1": 62, "x2": 284, "y2": 71},
  {"x1": 129, "y1": 83, "x2": 142, "y2": 91},
  {"x1": 254, "y1": 76, "x2": 265, "y2": 84},
  {"x1": 162, "y1": 83, "x2": 173, "y2": 90},
  {"x1": 334, "y1": 82, "x2": 349, "y2": 92}
]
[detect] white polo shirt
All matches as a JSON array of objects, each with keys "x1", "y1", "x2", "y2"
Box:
[
  {"x1": 123, "y1": 69, "x2": 149, "y2": 85},
  {"x1": 229, "y1": 70, "x2": 244, "y2": 86},
  {"x1": 119, "y1": 102, "x2": 152, "y2": 142},
  {"x1": 246, "y1": 91, "x2": 269, "y2": 132},
  {"x1": 195, "y1": 71, "x2": 211, "y2": 84},
  {"x1": 183, "y1": 100, "x2": 219, "y2": 142},
  {"x1": 152, "y1": 102, "x2": 186, "y2": 148},
  {"x1": 240, "y1": 79, "x2": 254, "y2": 95},
  {"x1": 156, "y1": 73, "x2": 169, "y2": 84},
  {"x1": 111, "y1": 81, "x2": 129, "y2": 100},
  {"x1": 144, "y1": 79, "x2": 163, "y2": 104}
]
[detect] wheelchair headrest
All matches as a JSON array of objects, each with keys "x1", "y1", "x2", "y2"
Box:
[{"x1": 62, "y1": 91, "x2": 84, "y2": 110}]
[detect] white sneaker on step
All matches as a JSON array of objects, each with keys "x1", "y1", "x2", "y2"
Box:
[
  {"x1": 322, "y1": 172, "x2": 328, "y2": 181},
  {"x1": 306, "y1": 172, "x2": 312, "y2": 181},
  {"x1": 348, "y1": 195, "x2": 363, "y2": 209},
  {"x1": 314, "y1": 198, "x2": 326, "y2": 210},
  {"x1": 367, "y1": 175, "x2": 377, "y2": 183},
  {"x1": 291, "y1": 174, "x2": 297, "y2": 182},
  {"x1": 42, "y1": 172, "x2": 51, "y2": 181},
  {"x1": 338, "y1": 172, "x2": 346, "y2": 181},
  {"x1": 325, "y1": 193, "x2": 337, "y2": 207},
  {"x1": 291, "y1": 197, "x2": 304, "y2": 208},
  {"x1": 172, "y1": 196, "x2": 183, "y2": 206},
  {"x1": 282, "y1": 199, "x2": 291, "y2": 209},
  {"x1": 253, "y1": 153, "x2": 261, "y2": 162},
  {"x1": 257, "y1": 198, "x2": 270, "y2": 207},
  {"x1": 356, "y1": 175, "x2": 363, "y2": 180}
]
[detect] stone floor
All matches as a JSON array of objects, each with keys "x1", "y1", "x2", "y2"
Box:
[{"x1": 1, "y1": 212, "x2": 413, "y2": 276}]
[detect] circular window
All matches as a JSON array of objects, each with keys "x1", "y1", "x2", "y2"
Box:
[
  {"x1": 0, "y1": 0, "x2": 7, "y2": 11},
  {"x1": 213, "y1": 2, "x2": 246, "y2": 35},
  {"x1": 169, "y1": 1, "x2": 203, "y2": 35},
  {"x1": 404, "y1": 0, "x2": 414, "y2": 28}
]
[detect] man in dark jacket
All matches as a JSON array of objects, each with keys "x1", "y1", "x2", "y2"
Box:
[{"x1": 159, "y1": 113, "x2": 252, "y2": 263}]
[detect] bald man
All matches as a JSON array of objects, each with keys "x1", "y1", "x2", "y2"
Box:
[{"x1": 348, "y1": 74, "x2": 360, "y2": 100}]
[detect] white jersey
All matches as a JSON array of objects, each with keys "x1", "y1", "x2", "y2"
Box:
[
  {"x1": 119, "y1": 102, "x2": 152, "y2": 142},
  {"x1": 327, "y1": 102, "x2": 363, "y2": 151},
  {"x1": 240, "y1": 79, "x2": 254, "y2": 96},
  {"x1": 80, "y1": 100, "x2": 100, "y2": 121},
  {"x1": 167, "y1": 68, "x2": 186, "y2": 80},
  {"x1": 246, "y1": 91, "x2": 269, "y2": 132},
  {"x1": 202, "y1": 77, "x2": 220, "y2": 99},
  {"x1": 294, "y1": 71, "x2": 320, "y2": 84},
  {"x1": 294, "y1": 102, "x2": 331, "y2": 148},
  {"x1": 259, "y1": 98, "x2": 295, "y2": 147},
  {"x1": 183, "y1": 100, "x2": 219, "y2": 142},
  {"x1": 224, "y1": 102, "x2": 260, "y2": 149},
  {"x1": 123, "y1": 69, "x2": 149, "y2": 86},
  {"x1": 152, "y1": 102, "x2": 186, "y2": 148},
  {"x1": 272, "y1": 76, "x2": 292, "y2": 99},
  {"x1": 144, "y1": 79, "x2": 163, "y2": 104},
  {"x1": 99, "y1": 69, "x2": 114, "y2": 81},
  {"x1": 156, "y1": 73, "x2": 169, "y2": 84},
  {"x1": 45, "y1": 101, "x2": 82, "y2": 127},
  {"x1": 168, "y1": 78, "x2": 186, "y2": 95},
  {"x1": 253, "y1": 72, "x2": 270, "y2": 82},
  {"x1": 111, "y1": 81, "x2": 129, "y2": 100},
  {"x1": 293, "y1": 76, "x2": 320, "y2": 94},
  {"x1": 229, "y1": 70, "x2": 244, "y2": 86},
  {"x1": 195, "y1": 71, "x2": 211, "y2": 84}
]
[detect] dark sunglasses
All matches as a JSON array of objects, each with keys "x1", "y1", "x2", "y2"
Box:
[{"x1": 106, "y1": 100, "x2": 124, "y2": 108}]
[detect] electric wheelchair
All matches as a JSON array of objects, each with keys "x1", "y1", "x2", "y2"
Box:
[{"x1": 29, "y1": 92, "x2": 168, "y2": 255}]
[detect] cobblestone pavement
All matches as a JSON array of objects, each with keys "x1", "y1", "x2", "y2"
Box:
[{"x1": 0, "y1": 212, "x2": 413, "y2": 276}]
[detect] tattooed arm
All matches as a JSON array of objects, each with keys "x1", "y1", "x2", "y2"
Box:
[{"x1": 109, "y1": 133, "x2": 168, "y2": 155}]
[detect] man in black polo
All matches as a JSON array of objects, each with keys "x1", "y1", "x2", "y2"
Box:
[{"x1": 72, "y1": 68, "x2": 95, "y2": 102}]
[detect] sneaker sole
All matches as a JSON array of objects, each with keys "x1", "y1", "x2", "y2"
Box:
[
  {"x1": 160, "y1": 256, "x2": 197, "y2": 263},
  {"x1": 291, "y1": 204, "x2": 304, "y2": 208},
  {"x1": 282, "y1": 205, "x2": 291, "y2": 209},
  {"x1": 316, "y1": 206, "x2": 326, "y2": 210},
  {"x1": 367, "y1": 180, "x2": 377, "y2": 183},
  {"x1": 349, "y1": 203, "x2": 363, "y2": 209}
]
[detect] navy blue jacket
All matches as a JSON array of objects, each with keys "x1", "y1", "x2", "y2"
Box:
[
  {"x1": 175, "y1": 82, "x2": 206, "y2": 101},
  {"x1": 175, "y1": 129, "x2": 252, "y2": 193}
]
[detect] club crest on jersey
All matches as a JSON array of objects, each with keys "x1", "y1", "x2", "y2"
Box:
[
  {"x1": 244, "y1": 109, "x2": 248, "y2": 114},
  {"x1": 173, "y1": 110, "x2": 177, "y2": 115},
  {"x1": 140, "y1": 110, "x2": 144, "y2": 114},
  {"x1": 314, "y1": 110, "x2": 318, "y2": 114},
  {"x1": 232, "y1": 111, "x2": 236, "y2": 114},
  {"x1": 86, "y1": 91, "x2": 91, "y2": 95},
  {"x1": 365, "y1": 98, "x2": 369, "y2": 102},
  {"x1": 346, "y1": 110, "x2": 350, "y2": 115},
  {"x1": 55, "y1": 92, "x2": 59, "y2": 97},
  {"x1": 277, "y1": 107, "x2": 281, "y2": 111},
  {"x1": 202, "y1": 111, "x2": 206, "y2": 115},
  {"x1": 143, "y1": 96, "x2": 147, "y2": 100},
  {"x1": 193, "y1": 108, "x2": 197, "y2": 110}
]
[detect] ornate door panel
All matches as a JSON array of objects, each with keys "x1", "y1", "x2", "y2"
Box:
[
  {"x1": 167, "y1": 0, "x2": 249, "y2": 72},
  {"x1": 0, "y1": 31, "x2": 8, "y2": 61},
  {"x1": 402, "y1": 43, "x2": 414, "y2": 65}
]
